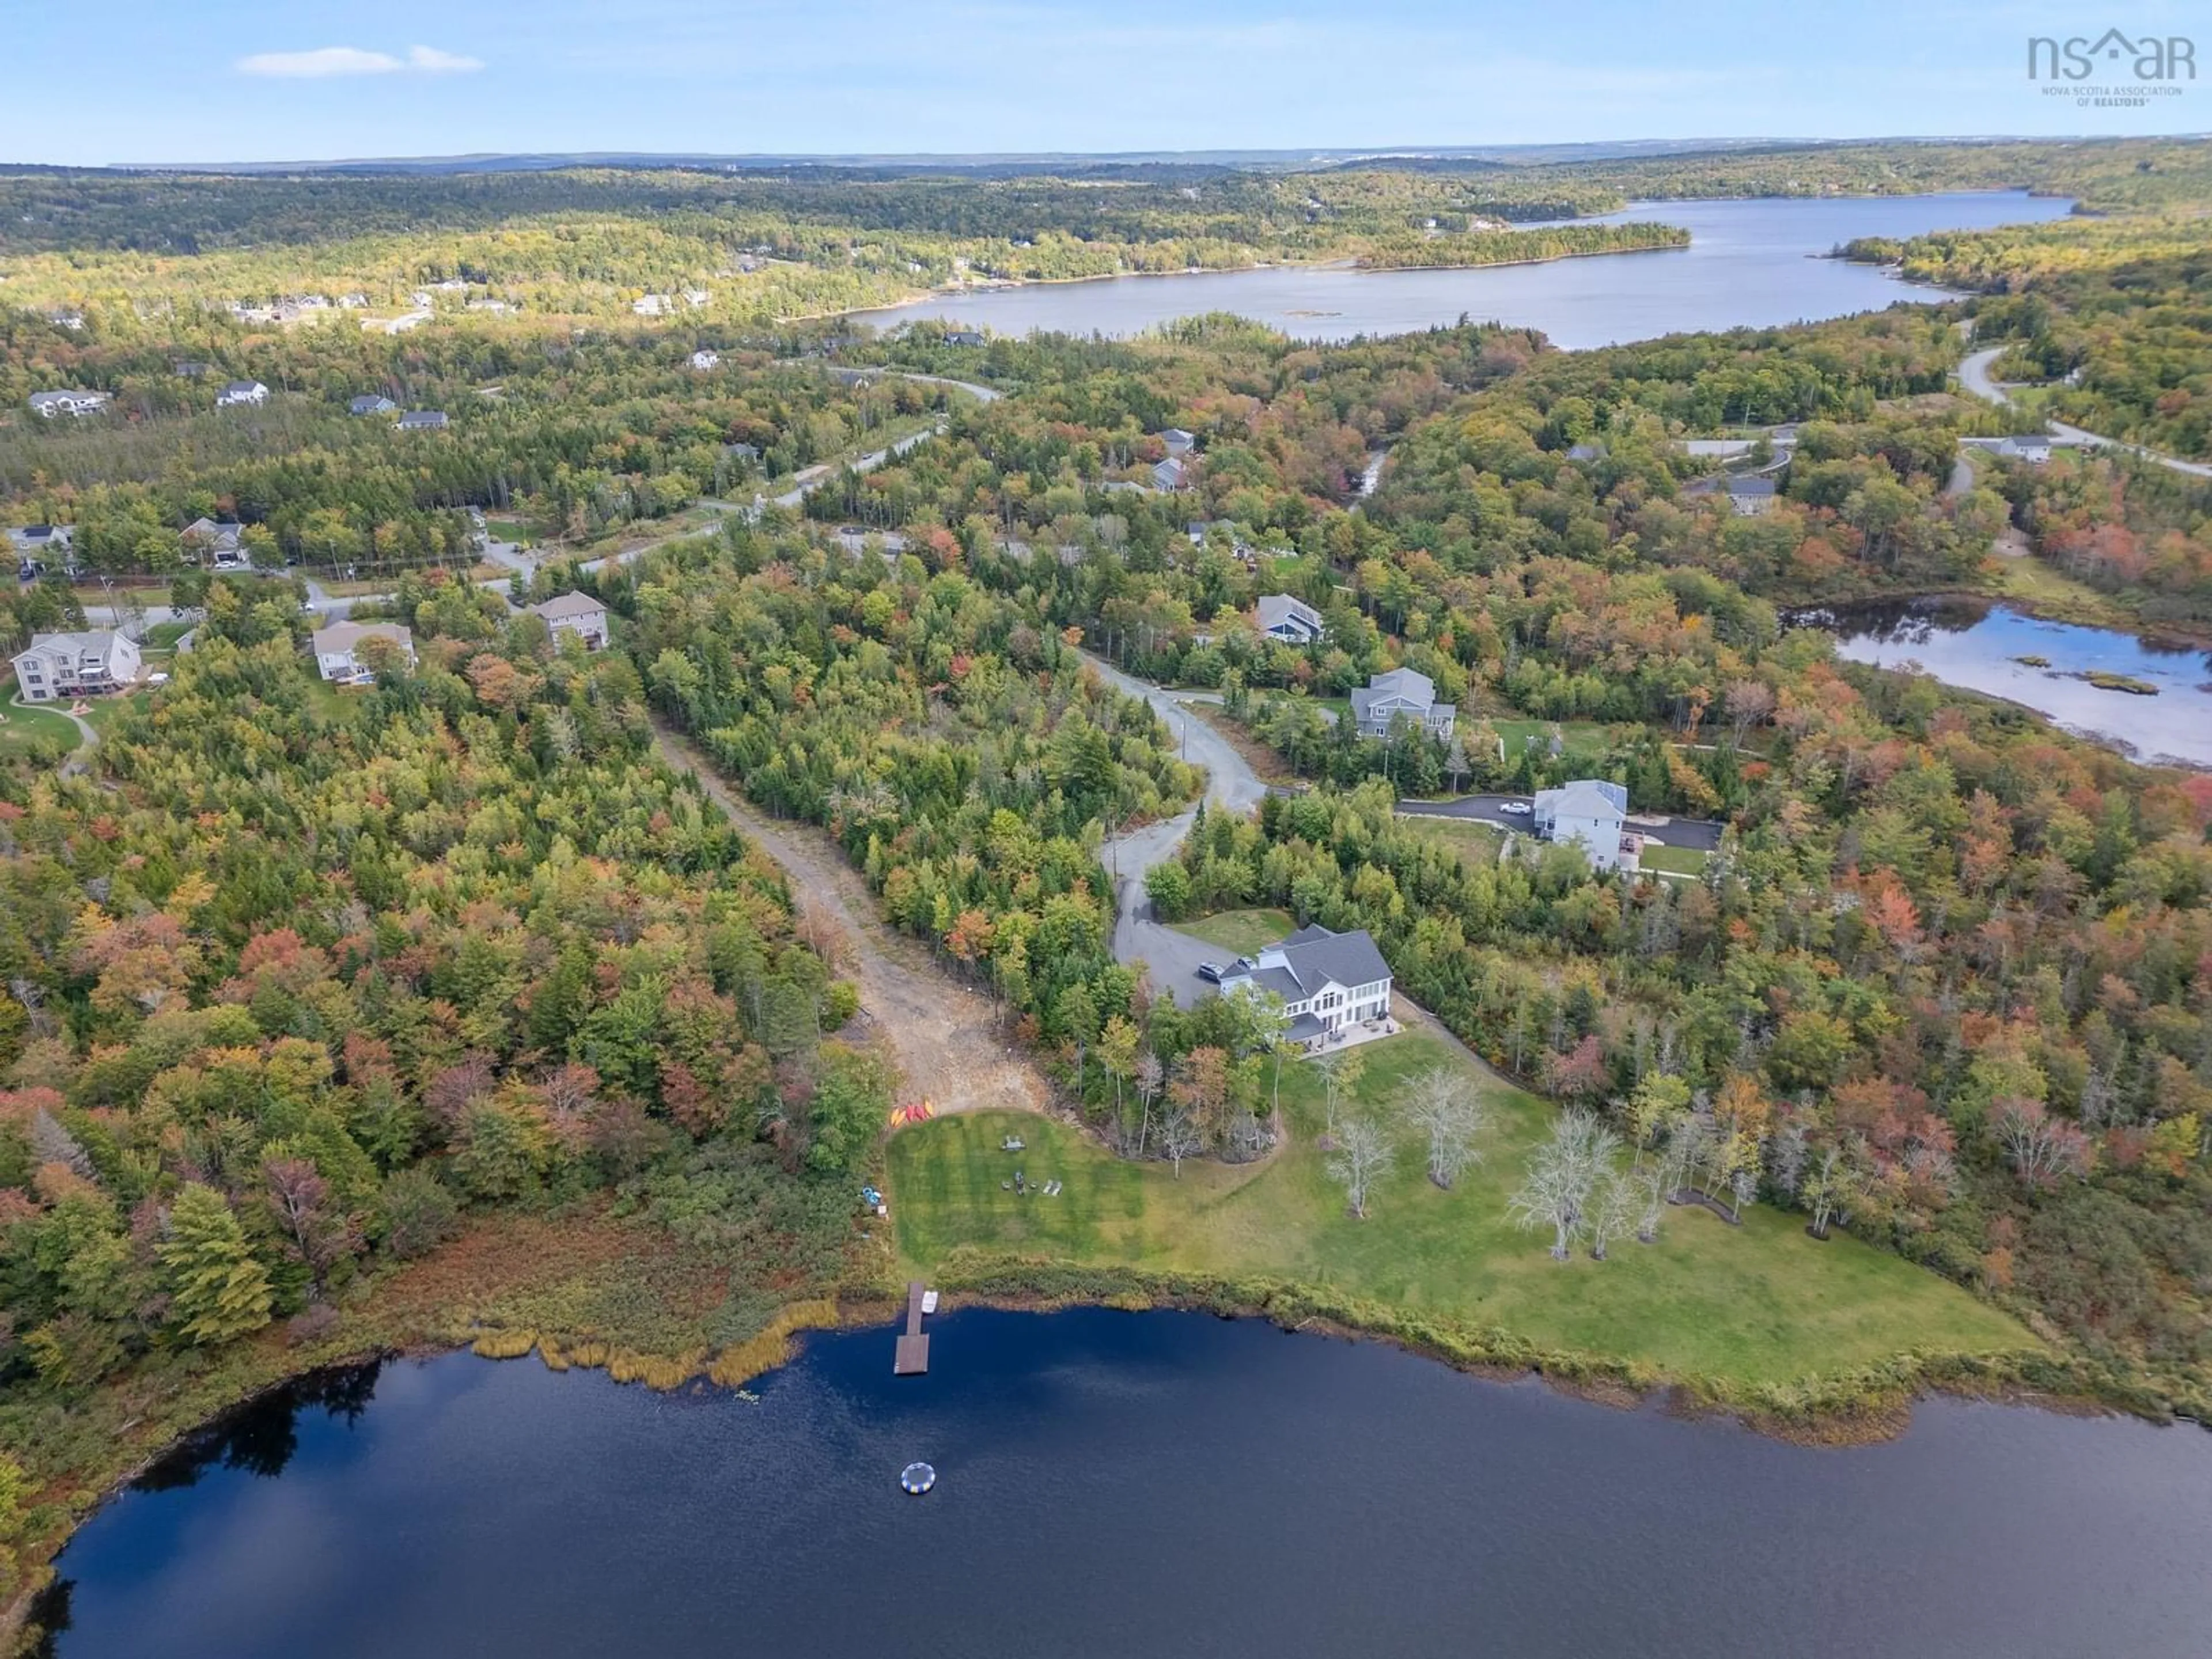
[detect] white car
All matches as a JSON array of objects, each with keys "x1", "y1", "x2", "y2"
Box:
[{"x1": 1499, "y1": 801, "x2": 1533, "y2": 816}]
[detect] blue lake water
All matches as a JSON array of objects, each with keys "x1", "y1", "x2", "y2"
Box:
[
  {"x1": 1810, "y1": 597, "x2": 2212, "y2": 768},
  {"x1": 33, "y1": 1308, "x2": 2212, "y2": 1658},
  {"x1": 845, "y1": 192, "x2": 2077, "y2": 347}
]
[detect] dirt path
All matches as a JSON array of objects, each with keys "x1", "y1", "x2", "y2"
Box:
[{"x1": 652, "y1": 722, "x2": 1049, "y2": 1116}]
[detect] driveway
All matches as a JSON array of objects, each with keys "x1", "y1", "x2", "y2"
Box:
[{"x1": 1084, "y1": 651, "x2": 1269, "y2": 1006}]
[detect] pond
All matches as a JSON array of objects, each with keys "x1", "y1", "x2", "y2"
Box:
[
  {"x1": 844, "y1": 193, "x2": 2077, "y2": 348},
  {"x1": 1802, "y1": 597, "x2": 2212, "y2": 768},
  {"x1": 33, "y1": 1308, "x2": 2212, "y2": 1658}
]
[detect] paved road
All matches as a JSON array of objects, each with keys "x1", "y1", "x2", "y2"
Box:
[
  {"x1": 1396, "y1": 793, "x2": 1725, "y2": 853},
  {"x1": 1957, "y1": 347, "x2": 2212, "y2": 481},
  {"x1": 1084, "y1": 651, "x2": 1270, "y2": 1006}
]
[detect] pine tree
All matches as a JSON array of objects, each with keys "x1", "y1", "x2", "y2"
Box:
[{"x1": 161, "y1": 1185, "x2": 274, "y2": 1346}]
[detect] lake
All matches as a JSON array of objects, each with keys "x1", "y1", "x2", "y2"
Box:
[
  {"x1": 33, "y1": 1308, "x2": 2212, "y2": 1658},
  {"x1": 1805, "y1": 597, "x2": 2212, "y2": 768},
  {"x1": 844, "y1": 193, "x2": 2077, "y2": 348}
]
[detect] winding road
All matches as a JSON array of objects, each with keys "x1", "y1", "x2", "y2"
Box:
[
  {"x1": 1957, "y1": 347, "x2": 2212, "y2": 481},
  {"x1": 1082, "y1": 651, "x2": 1270, "y2": 1006}
]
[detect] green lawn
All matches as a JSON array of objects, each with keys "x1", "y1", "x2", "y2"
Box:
[
  {"x1": 887, "y1": 1031, "x2": 2032, "y2": 1388},
  {"x1": 1402, "y1": 815, "x2": 1503, "y2": 862},
  {"x1": 1493, "y1": 718, "x2": 1615, "y2": 762},
  {"x1": 1172, "y1": 907, "x2": 1296, "y2": 957},
  {"x1": 141, "y1": 620, "x2": 195, "y2": 652},
  {"x1": 0, "y1": 696, "x2": 84, "y2": 760},
  {"x1": 1638, "y1": 843, "x2": 1709, "y2": 877}
]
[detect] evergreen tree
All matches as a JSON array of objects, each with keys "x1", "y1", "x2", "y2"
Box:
[{"x1": 160, "y1": 1185, "x2": 274, "y2": 1346}]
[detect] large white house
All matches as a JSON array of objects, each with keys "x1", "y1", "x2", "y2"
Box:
[
  {"x1": 1255, "y1": 593, "x2": 1324, "y2": 645},
  {"x1": 1218, "y1": 924, "x2": 1393, "y2": 1051},
  {"x1": 1533, "y1": 778, "x2": 1635, "y2": 872},
  {"x1": 28, "y1": 390, "x2": 109, "y2": 419},
  {"x1": 312, "y1": 622, "x2": 415, "y2": 685},
  {"x1": 1350, "y1": 666, "x2": 1456, "y2": 740},
  {"x1": 527, "y1": 591, "x2": 610, "y2": 649},
  {"x1": 11, "y1": 631, "x2": 141, "y2": 702},
  {"x1": 217, "y1": 380, "x2": 270, "y2": 408}
]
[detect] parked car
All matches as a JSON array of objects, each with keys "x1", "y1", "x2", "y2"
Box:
[
  {"x1": 1500, "y1": 801, "x2": 1532, "y2": 815},
  {"x1": 1195, "y1": 962, "x2": 1225, "y2": 984}
]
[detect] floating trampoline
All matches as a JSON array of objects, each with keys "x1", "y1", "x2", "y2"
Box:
[{"x1": 900, "y1": 1461, "x2": 937, "y2": 1496}]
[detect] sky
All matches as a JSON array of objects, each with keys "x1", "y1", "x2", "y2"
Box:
[{"x1": 10, "y1": 0, "x2": 2207, "y2": 166}]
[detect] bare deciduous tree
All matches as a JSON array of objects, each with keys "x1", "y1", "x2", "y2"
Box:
[
  {"x1": 1312, "y1": 1047, "x2": 1365, "y2": 1136},
  {"x1": 1588, "y1": 1169, "x2": 1638, "y2": 1260},
  {"x1": 1327, "y1": 1116, "x2": 1393, "y2": 1218},
  {"x1": 1157, "y1": 1099, "x2": 1202, "y2": 1178},
  {"x1": 1508, "y1": 1110, "x2": 1619, "y2": 1261},
  {"x1": 1133, "y1": 1050, "x2": 1164, "y2": 1154},
  {"x1": 1399, "y1": 1065, "x2": 1489, "y2": 1189}
]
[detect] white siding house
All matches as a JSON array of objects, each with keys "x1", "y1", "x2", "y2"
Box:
[
  {"x1": 217, "y1": 380, "x2": 270, "y2": 408},
  {"x1": 1533, "y1": 779, "x2": 1634, "y2": 872},
  {"x1": 1218, "y1": 925, "x2": 1393, "y2": 1051},
  {"x1": 312, "y1": 622, "x2": 415, "y2": 685},
  {"x1": 527, "y1": 591, "x2": 610, "y2": 649},
  {"x1": 28, "y1": 390, "x2": 109, "y2": 418},
  {"x1": 11, "y1": 631, "x2": 141, "y2": 702}
]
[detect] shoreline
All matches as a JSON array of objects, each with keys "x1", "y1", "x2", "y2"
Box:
[
  {"x1": 834, "y1": 234, "x2": 1691, "y2": 325},
  {"x1": 13, "y1": 1249, "x2": 2195, "y2": 1652}
]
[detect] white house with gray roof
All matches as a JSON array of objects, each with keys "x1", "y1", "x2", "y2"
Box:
[
  {"x1": 1255, "y1": 593, "x2": 1324, "y2": 645},
  {"x1": 312, "y1": 622, "x2": 415, "y2": 685},
  {"x1": 217, "y1": 380, "x2": 270, "y2": 408},
  {"x1": 1533, "y1": 779, "x2": 1634, "y2": 872},
  {"x1": 1350, "y1": 667, "x2": 1455, "y2": 740},
  {"x1": 1218, "y1": 924, "x2": 1393, "y2": 1050},
  {"x1": 29, "y1": 390, "x2": 109, "y2": 419},
  {"x1": 11, "y1": 631, "x2": 141, "y2": 702},
  {"x1": 527, "y1": 591, "x2": 610, "y2": 649}
]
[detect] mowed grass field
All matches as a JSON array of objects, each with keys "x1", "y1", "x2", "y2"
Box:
[
  {"x1": 1172, "y1": 908, "x2": 1296, "y2": 956},
  {"x1": 887, "y1": 1029, "x2": 2033, "y2": 1387}
]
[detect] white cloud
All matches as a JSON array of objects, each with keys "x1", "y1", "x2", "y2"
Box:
[
  {"x1": 235, "y1": 44, "x2": 483, "y2": 78},
  {"x1": 407, "y1": 46, "x2": 486, "y2": 73}
]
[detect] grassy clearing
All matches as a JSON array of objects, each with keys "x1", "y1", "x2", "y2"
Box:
[
  {"x1": 1638, "y1": 842, "x2": 1709, "y2": 877},
  {"x1": 1172, "y1": 907, "x2": 1296, "y2": 956},
  {"x1": 1989, "y1": 554, "x2": 2147, "y2": 632},
  {"x1": 0, "y1": 697, "x2": 82, "y2": 760},
  {"x1": 887, "y1": 1031, "x2": 2032, "y2": 1388},
  {"x1": 1492, "y1": 717, "x2": 1616, "y2": 760},
  {"x1": 1402, "y1": 815, "x2": 1503, "y2": 863},
  {"x1": 140, "y1": 620, "x2": 194, "y2": 652}
]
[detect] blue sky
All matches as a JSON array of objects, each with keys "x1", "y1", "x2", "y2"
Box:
[{"x1": 12, "y1": 1, "x2": 2206, "y2": 165}]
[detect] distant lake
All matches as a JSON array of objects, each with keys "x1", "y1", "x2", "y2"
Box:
[
  {"x1": 35, "y1": 1308, "x2": 2212, "y2": 1658},
  {"x1": 1804, "y1": 597, "x2": 2212, "y2": 768},
  {"x1": 845, "y1": 193, "x2": 2077, "y2": 348}
]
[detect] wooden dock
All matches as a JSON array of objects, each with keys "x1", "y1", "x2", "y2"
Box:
[{"x1": 893, "y1": 1279, "x2": 931, "y2": 1375}]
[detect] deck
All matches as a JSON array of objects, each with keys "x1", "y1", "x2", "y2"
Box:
[{"x1": 893, "y1": 1279, "x2": 931, "y2": 1375}]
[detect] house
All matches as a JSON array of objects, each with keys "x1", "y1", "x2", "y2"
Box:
[
  {"x1": 10, "y1": 631, "x2": 141, "y2": 702},
  {"x1": 7, "y1": 524, "x2": 73, "y2": 561},
  {"x1": 181, "y1": 518, "x2": 248, "y2": 567},
  {"x1": 1256, "y1": 593, "x2": 1324, "y2": 645},
  {"x1": 1157, "y1": 427, "x2": 1196, "y2": 456},
  {"x1": 690, "y1": 350, "x2": 721, "y2": 371},
  {"x1": 944, "y1": 330, "x2": 986, "y2": 347},
  {"x1": 1725, "y1": 476, "x2": 1779, "y2": 516},
  {"x1": 217, "y1": 380, "x2": 270, "y2": 408},
  {"x1": 1566, "y1": 441, "x2": 1605, "y2": 463},
  {"x1": 527, "y1": 591, "x2": 610, "y2": 649},
  {"x1": 48, "y1": 310, "x2": 85, "y2": 332},
  {"x1": 1218, "y1": 924, "x2": 1393, "y2": 1051},
  {"x1": 1152, "y1": 457, "x2": 1191, "y2": 492},
  {"x1": 1350, "y1": 667, "x2": 1456, "y2": 740},
  {"x1": 312, "y1": 621, "x2": 415, "y2": 684},
  {"x1": 172, "y1": 360, "x2": 212, "y2": 379},
  {"x1": 28, "y1": 390, "x2": 109, "y2": 418},
  {"x1": 725, "y1": 442, "x2": 761, "y2": 463},
  {"x1": 1533, "y1": 779, "x2": 1635, "y2": 873},
  {"x1": 633, "y1": 294, "x2": 673, "y2": 317},
  {"x1": 396, "y1": 410, "x2": 449, "y2": 431},
  {"x1": 1997, "y1": 435, "x2": 2054, "y2": 465},
  {"x1": 349, "y1": 395, "x2": 397, "y2": 416}
]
